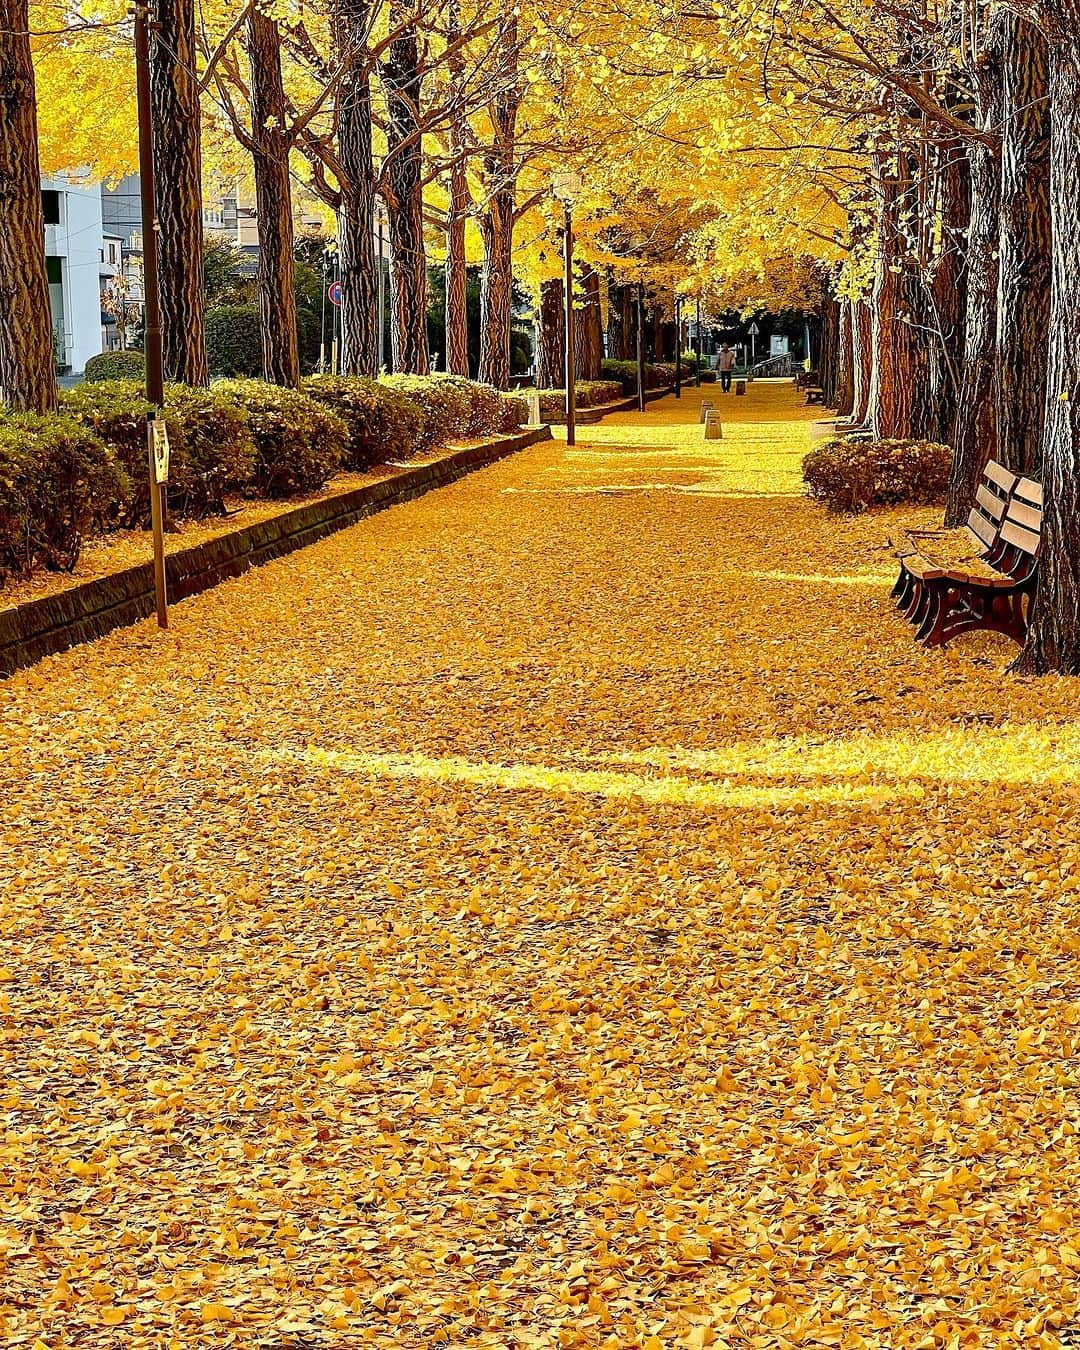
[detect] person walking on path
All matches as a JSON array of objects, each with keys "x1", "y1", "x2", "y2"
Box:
[{"x1": 718, "y1": 343, "x2": 736, "y2": 393}]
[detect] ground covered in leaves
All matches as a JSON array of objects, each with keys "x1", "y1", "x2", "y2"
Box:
[{"x1": 3, "y1": 382, "x2": 1080, "y2": 1348}]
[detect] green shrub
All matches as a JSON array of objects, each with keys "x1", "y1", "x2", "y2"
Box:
[
  {"x1": 600, "y1": 360, "x2": 675, "y2": 395},
  {"x1": 380, "y1": 373, "x2": 474, "y2": 450},
  {"x1": 206, "y1": 305, "x2": 263, "y2": 378},
  {"x1": 0, "y1": 415, "x2": 127, "y2": 580},
  {"x1": 60, "y1": 381, "x2": 255, "y2": 522},
  {"x1": 83, "y1": 349, "x2": 144, "y2": 383},
  {"x1": 498, "y1": 392, "x2": 528, "y2": 430},
  {"x1": 304, "y1": 375, "x2": 424, "y2": 469},
  {"x1": 162, "y1": 384, "x2": 257, "y2": 511},
  {"x1": 536, "y1": 381, "x2": 623, "y2": 420},
  {"x1": 214, "y1": 379, "x2": 347, "y2": 497},
  {"x1": 802, "y1": 437, "x2": 953, "y2": 514}
]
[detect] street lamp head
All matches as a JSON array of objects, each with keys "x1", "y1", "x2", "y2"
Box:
[{"x1": 553, "y1": 170, "x2": 582, "y2": 204}]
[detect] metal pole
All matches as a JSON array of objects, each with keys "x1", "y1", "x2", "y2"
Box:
[
  {"x1": 135, "y1": 0, "x2": 167, "y2": 629},
  {"x1": 695, "y1": 298, "x2": 702, "y2": 388},
  {"x1": 319, "y1": 253, "x2": 328, "y2": 372},
  {"x1": 563, "y1": 202, "x2": 576, "y2": 447},
  {"x1": 636, "y1": 282, "x2": 646, "y2": 413},
  {"x1": 377, "y1": 209, "x2": 386, "y2": 372},
  {"x1": 674, "y1": 296, "x2": 682, "y2": 399}
]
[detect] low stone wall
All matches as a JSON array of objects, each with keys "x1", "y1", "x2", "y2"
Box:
[{"x1": 0, "y1": 426, "x2": 551, "y2": 677}]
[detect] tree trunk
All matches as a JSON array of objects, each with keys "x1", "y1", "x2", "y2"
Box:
[
  {"x1": 382, "y1": 11, "x2": 428, "y2": 374},
  {"x1": 0, "y1": 0, "x2": 56, "y2": 411},
  {"x1": 334, "y1": 0, "x2": 379, "y2": 376},
  {"x1": 609, "y1": 283, "x2": 634, "y2": 360},
  {"x1": 536, "y1": 278, "x2": 564, "y2": 389},
  {"x1": 574, "y1": 268, "x2": 603, "y2": 380},
  {"x1": 870, "y1": 165, "x2": 922, "y2": 440},
  {"x1": 996, "y1": 13, "x2": 1051, "y2": 477},
  {"x1": 248, "y1": 9, "x2": 299, "y2": 387},
  {"x1": 852, "y1": 299, "x2": 873, "y2": 428},
  {"x1": 946, "y1": 46, "x2": 1003, "y2": 525},
  {"x1": 478, "y1": 15, "x2": 521, "y2": 390},
  {"x1": 928, "y1": 141, "x2": 970, "y2": 445},
  {"x1": 836, "y1": 299, "x2": 855, "y2": 418},
  {"x1": 1016, "y1": 37, "x2": 1080, "y2": 673},
  {"x1": 149, "y1": 0, "x2": 208, "y2": 386},
  {"x1": 444, "y1": 61, "x2": 469, "y2": 375}
]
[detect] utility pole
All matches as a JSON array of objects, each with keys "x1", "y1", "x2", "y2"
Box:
[
  {"x1": 563, "y1": 201, "x2": 576, "y2": 445},
  {"x1": 695, "y1": 298, "x2": 702, "y2": 388},
  {"x1": 674, "y1": 295, "x2": 682, "y2": 399},
  {"x1": 636, "y1": 282, "x2": 646, "y2": 413},
  {"x1": 135, "y1": 0, "x2": 168, "y2": 629}
]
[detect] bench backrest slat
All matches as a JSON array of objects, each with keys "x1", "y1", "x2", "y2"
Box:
[
  {"x1": 1000, "y1": 519, "x2": 1041, "y2": 555},
  {"x1": 1014, "y1": 477, "x2": 1043, "y2": 508},
  {"x1": 1009, "y1": 499, "x2": 1042, "y2": 531},
  {"x1": 984, "y1": 459, "x2": 1019, "y2": 494},
  {"x1": 974, "y1": 483, "x2": 1010, "y2": 521},
  {"x1": 968, "y1": 510, "x2": 998, "y2": 548}
]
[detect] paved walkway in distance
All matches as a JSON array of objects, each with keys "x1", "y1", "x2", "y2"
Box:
[{"x1": 4, "y1": 381, "x2": 1080, "y2": 1346}]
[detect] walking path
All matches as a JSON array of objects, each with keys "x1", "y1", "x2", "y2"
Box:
[{"x1": 4, "y1": 382, "x2": 1080, "y2": 1346}]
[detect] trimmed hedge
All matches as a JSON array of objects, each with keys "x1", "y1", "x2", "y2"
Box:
[
  {"x1": 60, "y1": 382, "x2": 255, "y2": 523},
  {"x1": 0, "y1": 416, "x2": 127, "y2": 580},
  {"x1": 84, "y1": 350, "x2": 144, "y2": 383},
  {"x1": 537, "y1": 381, "x2": 624, "y2": 420},
  {"x1": 2, "y1": 372, "x2": 528, "y2": 585},
  {"x1": 213, "y1": 380, "x2": 348, "y2": 497},
  {"x1": 304, "y1": 376, "x2": 425, "y2": 469},
  {"x1": 600, "y1": 360, "x2": 677, "y2": 395},
  {"x1": 803, "y1": 437, "x2": 953, "y2": 514},
  {"x1": 206, "y1": 305, "x2": 263, "y2": 378}
]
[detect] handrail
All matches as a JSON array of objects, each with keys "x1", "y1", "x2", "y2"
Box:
[{"x1": 750, "y1": 354, "x2": 795, "y2": 378}]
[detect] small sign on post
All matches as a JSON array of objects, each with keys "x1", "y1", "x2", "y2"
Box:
[
  {"x1": 147, "y1": 415, "x2": 169, "y2": 628},
  {"x1": 527, "y1": 389, "x2": 541, "y2": 427}
]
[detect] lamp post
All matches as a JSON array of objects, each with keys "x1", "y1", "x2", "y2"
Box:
[
  {"x1": 636, "y1": 281, "x2": 646, "y2": 413},
  {"x1": 553, "y1": 171, "x2": 581, "y2": 446},
  {"x1": 695, "y1": 297, "x2": 703, "y2": 388},
  {"x1": 376, "y1": 201, "x2": 387, "y2": 372},
  {"x1": 674, "y1": 295, "x2": 682, "y2": 400},
  {"x1": 134, "y1": 0, "x2": 167, "y2": 629}
]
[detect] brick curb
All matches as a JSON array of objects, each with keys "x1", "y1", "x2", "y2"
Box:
[{"x1": 0, "y1": 425, "x2": 552, "y2": 677}]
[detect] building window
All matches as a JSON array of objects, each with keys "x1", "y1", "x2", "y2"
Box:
[{"x1": 42, "y1": 190, "x2": 61, "y2": 225}]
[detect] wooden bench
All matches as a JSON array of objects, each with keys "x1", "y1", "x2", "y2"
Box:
[
  {"x1": 805, "y1": 386, "x2": 825, "y2": 406},
  {"x1": 795, "y1": 370, "x2": 819, "y2": 391},
  {"x1": 893, "y1": 465, "x2": 1042, "y2": 648}
]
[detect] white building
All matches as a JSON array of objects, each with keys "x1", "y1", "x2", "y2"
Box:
[{"x1": 41, "y1": 171, "x2": 107, "y2": 375}]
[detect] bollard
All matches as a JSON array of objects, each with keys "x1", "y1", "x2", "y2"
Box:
[
  {"x1": 698, "y1": 401, "x2": 715, "y2": 425},
  {"x1": 735, "y1": 379, "x2": 747, "y2": 396},
  {"x1": 704, "y1": 410, "x2": 723, "y2": 440}
]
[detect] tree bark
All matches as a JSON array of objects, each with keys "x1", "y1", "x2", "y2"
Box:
[
  {"x1": 444, "y1": 17, "x2": 470, "y2": 378},
  {"x1": 536, "y1": 278, "x2": 564, "y2": 389},
  {"x1": 382, "y1": 10, "x2": 429, "y2": 374},
  {"x1": 335, "y1": 0, "x2": 379, "y2": 375},
  {"x1": 608, "y1": 283, "x2": 634, "y2": 360},
  {"x1": 946, "y1": 43, "x2": 1003, "y2": 525},
  {"x1": 0, "y1": 0, "x2": 57, "y2": 411},
  {"x1": 248, "y1": 9, "x2": 299, "y2": 387},
  {"x1": 149, "y1": 0, "x2": 208, "y2": 386},
  {"x1": 1016, "y1": 36, "x2": 1080, "y2": 673},
  {"x1": 870, "y1": 164, "x2": 923, "y2": 441},
  {"x1": 836, "y1": 299, "x2": 855, "y2": 418},
  {"x1": 852, "y1": 299, "x2": 873, "y2": 428},
  {"x1": 478, "y1": 15, "x2": 520, "y2": 389},
  {"x1": 996, "y1": 13, "x2": 1051, "y2": 477},
  {"x1": 928, "y1": 141, "x2": 970, "y2": 445},
  {"x1": 574, "y1": 268, "x2": 603, "y2": 380}
]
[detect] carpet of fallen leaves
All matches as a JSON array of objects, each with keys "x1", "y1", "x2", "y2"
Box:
[{"x1": 3, "y1": 381, "x2": 1080, "y2": 1349}]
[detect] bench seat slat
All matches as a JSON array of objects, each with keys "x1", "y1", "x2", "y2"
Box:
[
  {"x1": 1009, "y1": 500, "x2": 1042, "y2": 531},
  {"x1": 1015, "y1": 477, "x2": 1043, "y2": 507}
]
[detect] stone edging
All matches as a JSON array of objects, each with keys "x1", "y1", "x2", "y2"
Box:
[
  {"x1": 0, "y1": 425, "x2": 552, "y2": 678},
  {"x1": 545, "y1": 385, "x2": 673, "y2": 424}
]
